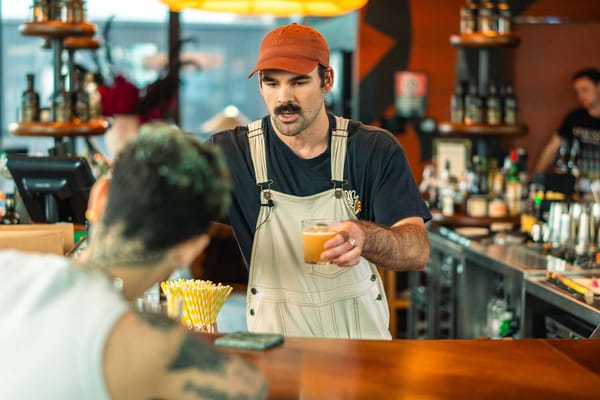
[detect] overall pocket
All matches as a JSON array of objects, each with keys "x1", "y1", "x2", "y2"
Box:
[{"x1": 308, "y1": 263, "x2": 349, "y2": 279}]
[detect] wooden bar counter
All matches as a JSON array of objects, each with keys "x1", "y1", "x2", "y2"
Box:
[{"x1": 205, "y1": 335, "x2": 600, "y2": 399}]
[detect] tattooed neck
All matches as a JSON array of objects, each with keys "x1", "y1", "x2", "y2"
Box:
[{"x1": 84, "y1": 222, "x2": 166, "y2": 271}]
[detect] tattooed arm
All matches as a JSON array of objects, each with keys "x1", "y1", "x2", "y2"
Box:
[{"x1": 103, "y1": 310, "x2": 268, "y2": 400}]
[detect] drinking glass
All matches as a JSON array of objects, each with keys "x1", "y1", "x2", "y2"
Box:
[{"x1": 301, "y1": 219, "x2": 338, "y2": 264}]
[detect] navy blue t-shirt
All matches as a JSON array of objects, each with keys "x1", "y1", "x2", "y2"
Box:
[
  {"x1": 209, "y1": 114, "x2": 431, "y2": 268},
  {"x1": 558, "y1": 108, "x2": 600, "y2": 146}
]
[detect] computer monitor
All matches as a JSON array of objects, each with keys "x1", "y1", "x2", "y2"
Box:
[{"x1": 6, "y1": 154, "x2": 95, "y2": 225}]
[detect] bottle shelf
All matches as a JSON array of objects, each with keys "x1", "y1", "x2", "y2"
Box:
[
  {"x1": 8, "y1": 118, "x2": 110, "y2": 138},
  {"x1": 450, "y1": 33, "x2": 520, "y2": 48},
  {"x1": 19, "y1": 21, "x2": 96, "y2": 38},
  {"x1": 431, "y1": 209, "x2": 520, "y2": 229},
  {"x1": 438, "y1": 121, "x2": 528, "y2": 137},
  {"x1": 63, "y1": 37, "x2": 101, "y2": 51}
]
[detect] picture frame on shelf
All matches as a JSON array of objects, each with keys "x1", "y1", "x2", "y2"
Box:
[{"x1": 433, "y1": 138, "x2": 471, "y2": 181}]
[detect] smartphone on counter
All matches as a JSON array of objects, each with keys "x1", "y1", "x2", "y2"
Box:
[{"x1": 214, "y1": 331, "x2": 284, "y2": 350}]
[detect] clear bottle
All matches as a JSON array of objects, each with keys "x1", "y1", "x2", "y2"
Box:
[
  {"x1": 450, "y1": 81, "x2": 465, "y2": 123},
  {"x1": 502, "y1": 82, "x2": 518, "y2": 125},
  {"x1": 1, "y1": 193, "x2": 20, "y2": 225},
  {"x1": 50, "y1": 0, "x2": 67, "y2": 22},
  {"x1": 568, "y1": 137, "x2": 581, "y2": 177},
  {"x1": 85, "y1": 72, "x2": 102, "y2": 118},
  {"x1": 460, "y1": 1, "x2": 478, "y2": 34},
  {"x1": 497, "y1": 0, "x2": 512, "y2": 34},
  {"x1": 478, "y1": 0, "x2": 497, "y2": 34},
  {"x1": 464, "y1": 81, "x2": 483, "y2": 125},
  {"x1": 72, "y1": 69, "x2": 90, "y2": 122},
  {"x1": 31, "y1": 0, "x2": 50, "y2": 22},
  {"x1": 486, "y1": 283, "x2": 507, "y2": 339},
  {"x1": 485, "y1": 82, "x2": 502, "y2": 125},
  {"x1": 0, "y1": 190, "x2": 5, "y2": 219},
  {"x1": 478, "y1": 157, "x2": 489, "y2": 195},
  {"x1": 53, "y1": 74, "x2": 72, "y2": 123},
  {"x1": 556, "y1": 138, "x2": 570, "y2": 173},
  {"x1": 21, "y1": 73, "x2": 40, "y2": 122},
  {"x1": 439, "y1": 160, "x2": 455, "y2": 216}
]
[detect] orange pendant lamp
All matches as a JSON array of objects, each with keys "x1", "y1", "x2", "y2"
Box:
[{"x1": 158, "y1": 0, "x2": 368, "y2": 16}]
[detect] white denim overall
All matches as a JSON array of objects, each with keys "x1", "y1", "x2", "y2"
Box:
[{"x1": 245, "y1": 116, "x2": 391, "y2": 339}]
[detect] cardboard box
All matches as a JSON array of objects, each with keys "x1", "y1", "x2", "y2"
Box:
[
  {"x1": 0, "y1": 223, "x2": 74, "y2": 253},
  {"x1": 0, "y1": 230, "x2": 64, "y2": 255}
]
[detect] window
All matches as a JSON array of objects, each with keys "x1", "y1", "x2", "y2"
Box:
[
  {"x1": 0, "y1": 1, "x2": 281, "y2": 154},
  {"x1": 1, "y1": 2, "x2": 356, "y2": 156}
]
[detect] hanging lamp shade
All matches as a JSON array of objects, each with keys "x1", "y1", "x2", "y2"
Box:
[{"x1": 158, "y1": 0, "x2": 368, "y2": 17}]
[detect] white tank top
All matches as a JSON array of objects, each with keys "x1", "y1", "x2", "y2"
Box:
[{"x1": 0, "y1": 250, "x2": 128, "y2": 399}]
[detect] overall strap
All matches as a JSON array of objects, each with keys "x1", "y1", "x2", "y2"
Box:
[
  {"x1": 247, "y1": 119, "x2": 272, "y2": 196},
  {"x1": 331, "y1": 116, "x2": 350, "y2": 197}
]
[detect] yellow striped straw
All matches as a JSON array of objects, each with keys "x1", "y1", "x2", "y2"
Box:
[{"x1": 161, "y1": 279, "x2": 233, "y2": 332}]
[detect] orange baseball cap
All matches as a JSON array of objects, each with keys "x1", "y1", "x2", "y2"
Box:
[{"x1": 248, "y1": 23, "x2": 330, "y2": 78}]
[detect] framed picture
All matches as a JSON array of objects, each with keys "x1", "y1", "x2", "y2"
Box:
[
  {"x1": 433, "y1": 138, "x2": 471, "y2": 180},
  {"x1": 395, "y1": 71, "x2": 428, "y2": 118}
]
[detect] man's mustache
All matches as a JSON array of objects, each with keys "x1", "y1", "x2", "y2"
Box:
[{"x1": 275, "y1": 103, "x2": 301, "y2": 114}]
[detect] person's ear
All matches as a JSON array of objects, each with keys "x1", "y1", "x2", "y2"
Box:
[
  {"x1": 323, "y1": 67, "x2": 334, "y2": 93},
  {"x1": 258, "y1": 71, "x2": 264, "y2": 92},
  {"x1": 85, "y1": 177, "x2": 111, "y2": 223}
]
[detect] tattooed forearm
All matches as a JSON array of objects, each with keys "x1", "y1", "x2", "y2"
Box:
[
  {"x1": 135, "y1": 309, "x2": 177, "y2": 331},
  {"x1": 169, "y1": 333, "x2": 228, "y2": 372},
  {"x1": 183, "y1": 381, "x2": 252, "y2": 400}
]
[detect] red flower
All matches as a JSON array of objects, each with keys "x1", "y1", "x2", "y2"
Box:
[{"x1": 98, "y1": 74, "x2": 140, "y2": 116}]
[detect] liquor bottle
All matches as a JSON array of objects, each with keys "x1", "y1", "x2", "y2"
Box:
[
  {"x1": 53, "y1": 74, "x2": 72, "y2": 123},
  {"x1": 555, "y1": 138, "x2": 570, "y2": 173},
  {"x1": 467, "y1": 156, "x2": 481, "y2": 195},
  {"x1": 478, "y1": 0, "x2": 497, "y2": 34},
  {"x1": 478, "y1": 157, "x2": 489, "y2": 194},
  {"x1": 568, "y1": 137, "x2": 581, "y2": 177},
  {"x1": 504, "y1": 149, "x2": 522, "y2": 216},
  {"x1": 31, "y1": 0, "x2": 50, "y2": 22},
  {"x1": 485, "y1": 82, "x2": 502, "y2": 125},
  {"x1": 439, "y1": 160, "x2": 456, "y2": 216},
  {"x1": 487, "y1": 158, "x2": 503, "y2": 197},
  {"x1": 21, "y1": 73, "x2": 40, "y2": 122},
  {"x1": 450, "y1": 81, "x2": 465, "y2": 123},
  {"x1": 460, "y1": 1, "x2": 477, "y2": 34},
  {"x1": 0, "y1": 190, "x2": 5, "y2": 219},
  {"x1": 1, "y1": 193, "x2": 20, "y2": 225},
  {"x1": 497, "y1": 0, "x2": 512, "y2": 34},
  {"x1": 502, "y1": 82, "x2": 518, "y2": 124},
  {"x1": 85, "y1": 72, "x2": 102, "y2": 118},
  {"x1": 464, "y1": 81, "x2": 483, "y2": 125},
  {"x1": 49, "y1": 0, "x2": 66, "y2": 21},
  {"x1": 72, "y1": 69, "x2": 90, "y2": 122}
]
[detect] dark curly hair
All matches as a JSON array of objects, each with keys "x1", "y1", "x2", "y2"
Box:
[
  {"x1": 101, "y1": 124, "x2": 231, "y2": 252},
  {"x1": 572, "y1": 68, "x2": 600, "y2": 84}
]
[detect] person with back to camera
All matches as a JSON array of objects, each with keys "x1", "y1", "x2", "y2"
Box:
[
  {"x1": 0, "y1": 126, "x2": 267, "y2": 399},
  {"x1": 209, "y1": 23, "x2": 431, "y2": 340},
  {"x1": 534, "y1": 68, "x2": 600, "y2": 173}
]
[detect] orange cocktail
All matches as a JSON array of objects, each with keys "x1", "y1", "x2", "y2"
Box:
[{"x1": 302, "y1": 220, "x2": 337, "y2": 264}]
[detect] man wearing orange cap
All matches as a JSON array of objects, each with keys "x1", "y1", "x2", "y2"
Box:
[{"x1": 210, "y1": 23, "x2": 431, "y2": 339}]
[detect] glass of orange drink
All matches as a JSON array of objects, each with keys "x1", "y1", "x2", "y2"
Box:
[{"x1": 302, "y1": 219, "x2": 338, "y2": 264}]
